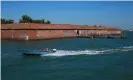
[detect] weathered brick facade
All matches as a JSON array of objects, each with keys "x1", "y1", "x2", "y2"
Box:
[{"x1": 1, "y1": 23, "x2": 121, "y2": 40}]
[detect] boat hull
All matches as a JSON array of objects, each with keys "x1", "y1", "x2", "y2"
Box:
[
  {"x1": 23, "y1": 53, "x2": 42, "y2": 56},
  {"x1": 20, "y1": 49, "x2": 56, "y2": 56}
]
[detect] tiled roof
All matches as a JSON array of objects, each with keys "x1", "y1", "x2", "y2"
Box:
[{"x1": 1, "y1": 23, "x2": 120, "y2": 30}]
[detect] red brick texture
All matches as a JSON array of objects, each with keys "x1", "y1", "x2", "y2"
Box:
[{"x1": 1, "y1": 23, "x2": 121, "y2": 40}]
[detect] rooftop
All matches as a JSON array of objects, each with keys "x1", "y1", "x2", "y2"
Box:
[{"x1": 1, "y1": 23, "x2": 120, "y2": 30}]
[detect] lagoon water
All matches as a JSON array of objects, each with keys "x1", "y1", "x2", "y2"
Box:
[{"x1": 1, "y1": 31, "x2": 133, "y2": 80}]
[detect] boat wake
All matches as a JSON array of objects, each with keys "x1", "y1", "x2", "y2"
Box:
[{"x1": 42, "y1": 46, "x2": 133, "y2": 57}]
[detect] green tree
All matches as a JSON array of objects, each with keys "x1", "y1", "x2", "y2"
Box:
[
  {"x1": 1, "y1": 18, "x2": 6, "y2": 24},
  {"x1": 1, "y1": 18, "x2": 14, "y2": 24},
  {"x1": 19, "y1": 15, "x2": 51, "y2": 24},
  {"x1": 19, "y1": 19, "x2": 23, "y2": 23},
  {"x1": 33, "y1": 20, "x2": 41, "y2": 23},
  {"x1": 6, "y1": 19, "x2": 14, "y2": 24},
  {"x1": 45, "y1": 20, "x2": 51, "y2": 24},
  {"x1": 84, "y1": 25, "x2": 88, "y2": 26},
  {"x1": 19, "y1": 15, "x2": 32, "y2": 23},
  {"x1": 99, "y1": 25, "x2": 102, "y2": 27},
  {"x1": 41, "y1": 19, "x2": 45, "y2": 23}
]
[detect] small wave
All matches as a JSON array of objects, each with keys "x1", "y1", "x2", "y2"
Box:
[
  {"x1": 42, "y1": 46, "x2": 133, "y2": 57},
  {"x1": 121, "y1": 46, "x2": 133, "y2": 49},
  {"x1": 42, "y1": 50, "x2": 105, "y2": 57}
]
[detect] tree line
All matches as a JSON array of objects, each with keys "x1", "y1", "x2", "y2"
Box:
[{"x1": 1, "y1": 15, "x2": 51, "y2": 24}]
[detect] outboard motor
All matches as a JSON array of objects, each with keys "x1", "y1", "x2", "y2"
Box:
[{"x1": 52, "y1": 49, "x2": 56, "y2": 52}]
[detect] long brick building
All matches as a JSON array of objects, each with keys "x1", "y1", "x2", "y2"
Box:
[{"x1": 1, "y1": 23, "x2": 121, "y2": 40}]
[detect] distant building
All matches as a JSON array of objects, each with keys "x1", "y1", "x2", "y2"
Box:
[{"x1": 1, "y1": 23, "x2": 121, "y2": 40}]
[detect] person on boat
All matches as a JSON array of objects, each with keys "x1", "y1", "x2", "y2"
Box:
[
  {"x1": 45, "y1": 48, "x2": 49, "y2": 52},
  {"x1": 40, "y1": 48, "x2": 43, "y2": 52}
]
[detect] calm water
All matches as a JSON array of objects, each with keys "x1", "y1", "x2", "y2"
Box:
[{"x1": 1, "y1": 31, "x2": 133, "y2": 80}]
